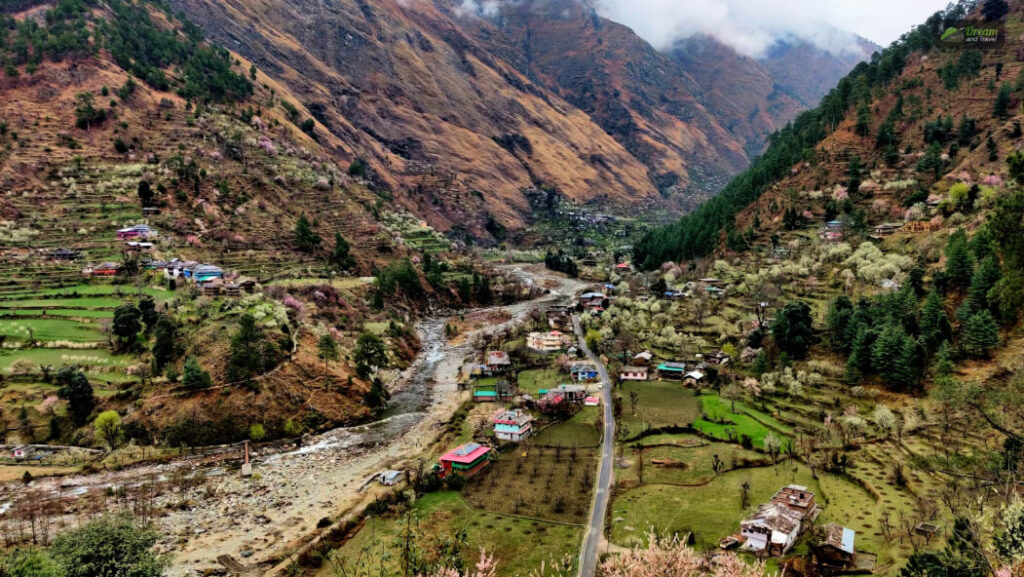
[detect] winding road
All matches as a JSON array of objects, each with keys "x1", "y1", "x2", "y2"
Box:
[{"x1": 574, "y1": 315, "x2": 615, "y2": 577}]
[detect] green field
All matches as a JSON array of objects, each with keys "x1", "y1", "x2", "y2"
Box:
[
  {"x1": 0, "y1": 308, "x2": 113, "y2": 318},
  {"x1": 620, "y1": 437, "x2": 768, "y2": 486},
  {"x1": 516, "y1": 368, "x2": 565, "y2": 396},
  {"x1": 533, "y1": 407, "x2": 602, "y2": 447},
  {"x1": 692, "y1": 394, "x2": 791, "y2": 449},
  {"x1": 618, "y1": 380, "x2": 700, "y2": 439},
  {"x1": 0, "y1": 318, "x2": 106, "y2": 343},
  {"x1": 610, "y1": 463, "x2": 821, "y2": 549},
  {"x1": 323, "y1": 492, "x2": 581, "y2": 577},
  {"x1": 0, "y1": 296, "x2": 128, "y2": 309},
  {"x1": 0, "y1": 348, "x2": 130, "y2": 373}
]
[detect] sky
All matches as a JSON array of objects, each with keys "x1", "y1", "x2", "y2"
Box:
[{"x1": 592, "y1": 0, "x2": 952, "y2": 58}]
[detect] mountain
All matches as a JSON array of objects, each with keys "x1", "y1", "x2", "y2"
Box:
[
  {"x1": 669, "y1": 34, "x2": 879, "y2": 159},
  {"x1": 161, "y1": 0, "x2": 874, "y2": 231},
  {"x1": 634, "y1": 0, "x2": 1019, "y2": 270},
  {"x1": 0, "y1": 0, "x2": 875, "y2": 247}
]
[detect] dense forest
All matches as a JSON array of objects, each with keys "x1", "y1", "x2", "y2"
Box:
[{"x1": 633, "y1": 1, "x2": 975, "y2": 270}]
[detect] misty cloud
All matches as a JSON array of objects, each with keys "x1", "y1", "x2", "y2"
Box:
[{"x1": 591, "y1": 0, "x2": 947, "y2": 58}]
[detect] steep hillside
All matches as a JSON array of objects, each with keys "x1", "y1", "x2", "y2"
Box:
[
  {"x1": 0, "y1": 0, "x2": 529, "y2": 444},
  {"x1": 161, "y1": 0, "x2": 873, "y2": 228},
  {"x1": 163, "y1": 0, "x2": 667, "y2": 231},
  {"x1": 635, "y1": 0, "x2": 1021, "y2": 269},
  {"x1": 670, "y1": 34, "x2": 878, "y2": 159}
]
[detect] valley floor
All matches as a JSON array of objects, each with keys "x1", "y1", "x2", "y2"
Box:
[{"x1": 0, "y1": 265, "x2": 589, "y2": 575}]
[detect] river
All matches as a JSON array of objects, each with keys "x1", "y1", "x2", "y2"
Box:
[{"x1": 0, "y1": 264, "x2": 588, "y2": 575}]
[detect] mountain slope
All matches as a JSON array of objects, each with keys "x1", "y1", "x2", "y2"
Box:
[{"x1": 164, "y1": 0, "x2": 874, "y2": 228}]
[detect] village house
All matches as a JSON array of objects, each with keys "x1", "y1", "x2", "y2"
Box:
[
  {"x1": 473, "y1": 388, "x2": 499, "y2": 402},
  {"x1": 872, "y1": 222, "x2": 903, "y2": 237},
  {"x1": 703, "y1": 350, "x2": 731, "y2": 366},
  {"x1": 614, "y1": 262, "x2": 632, "y2": 272},
  {"x1": 580, "y1": 292, "x2": 606, "y2": 312},
  {"x1": 82, "y1": 261, "x2": 120, "y2": 277},
  {"x1": 493, "y1": 409, "x2": 533, "y2": 442},
  {"x1": 739, "y1": 484, "x2": 823, "y2": 555},
  {"x1": 124, "y1": 241, "x2": 154, "y2": 252},
  {"x1": 684, "y1": 370, "x2": 706, "y2": 386},
  {"x1": 618, "y1": 365, "x2": 648, "y2": 381},
  {"x1": 632, "y1": 351, "x2": 653, "y2": 366},
  {"x1": 903, "y1": 220, "x2": 940, "y2": 233},
  {"x1": 656, "y1": 361, "x2": 687, "y2": 380},
  {"x1": 569, "y1": 362, "x2": 599, "y2": 382},
  {"x1": 698, "y1": 277, "x2": 723, "y2": 288},
  {"x1": 527, "y1": 330, "x2": 570, "y2": 353},
  {"x1": 740, "y1": 502, "x2": 805, "y2": 556},
  {"x1": 814, "y1": 523, "x2": 856, "y2": 568},
  {"x1": 486, "y1": 350, "x2": 511, "y2": 374},
  {"x1": 438, "y1": 443, "x2": 492, "y2": 478},
  {"x1": 185, "y1": 264, "x2": 224, "y2": 284},
  {"x1": 773, "y1": 484, "x2": 819, "y2": 519},
  {"x1": 11, "y1": 446, "x2": 33, "y2": 460},
  {"x1": 116, "y1": 224, "x2": 156, "y2": 240},
  {"x1": 378, "y1": 470, "x2": 404, "y2": 486},
  {"x1": 202, "y1": 277, "x2": 225, "y2": 297},
  {"x1": 49, "y1": 248, "x2": 80, "y2": 261},
  {"x1": 542, "y1": 383, "x2": 589, "y2": 404},
  {"x1": 546, "y1": 305, "x2": 571, "y2": 329}
]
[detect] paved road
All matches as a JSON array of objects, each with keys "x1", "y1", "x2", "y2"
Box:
[{"x1": 573, "y1": 315, "x2": 615, "y2": 577}]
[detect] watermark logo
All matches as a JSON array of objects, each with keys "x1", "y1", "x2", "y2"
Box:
[{"x1": 939, "y1": 20, "x2": 1003, "y2": 48}]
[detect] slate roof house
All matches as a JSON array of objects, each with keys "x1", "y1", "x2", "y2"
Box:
[
  {"x1": 740, "y1": 485, "x2": 821, "y2": 556},
  {"x1": 815, "y1": 523, "x2": 856, "y2": 567}
]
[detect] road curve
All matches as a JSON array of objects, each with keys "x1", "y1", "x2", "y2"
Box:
[{"x1": 574, "y1": 315, "x2": 615, "y2": 577}]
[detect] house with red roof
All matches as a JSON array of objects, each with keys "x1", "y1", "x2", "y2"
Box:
[{"x1": 438, "y1": 443, "x2": 492, "y2": 478}]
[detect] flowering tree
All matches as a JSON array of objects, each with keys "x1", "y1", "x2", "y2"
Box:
[{"x1": 599, "y1": 535, "x2": 766, "y2": 577}]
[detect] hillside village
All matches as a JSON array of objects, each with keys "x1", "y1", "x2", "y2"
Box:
[{"x1": 3, "y1": 0, "x2": 1024, "y2": 576}]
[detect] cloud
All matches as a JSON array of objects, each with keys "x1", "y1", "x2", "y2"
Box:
[
  {"x1": 457, "y1": 0, "x2": 501, "y2": 18},
  {"x1": 591, "y1": 0, "x2": 948, "y2": 58}
]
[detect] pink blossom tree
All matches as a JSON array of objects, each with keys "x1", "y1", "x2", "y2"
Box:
[{"x1": 599, "y1": 535, "x2": 766, "y2": 577}]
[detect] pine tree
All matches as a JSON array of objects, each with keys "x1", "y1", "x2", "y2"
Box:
[
  {"x1": 182, "y1": 356, "x2": 212, "y2": 390},
  {"x1": 843, "y1": 355, "x2": 862, "y2": 387},
  {"x1": 995, "y1": 83, "x2": 1013, "y2": 119},
  {"x1": 331, "y1": 232, "x2": 356, "y2": 271},
  {"x1": 855, "y1": 101, "x2": 872, "y2": 137},
  {"x1": 933, "y1": 340, "x2": 954, "y2": 376},
  {"x1": 962, "y1": 311, "x2": 1000, "y2": 357},
  {"x1": 56, "y1": 368, "x2": 95, "y2": 427},
  {"x1": 294, "y1": 214, "x2": 321, "y2": 252},
  {"x1": 966, "y1": 255, "x2": 1002, "y2": 315},
  {"x1": 945, "y1": 230, "x2": 975, "y2": 291},
  {"x1": 317, "y1": 334, "x2": 339, "y2": 370},
  {"x1": 920, "y1": 290, "x2": 951, "y2": 351},
  {"x1": 152, "y1": 315, "x2": 177, "y2": 371}
]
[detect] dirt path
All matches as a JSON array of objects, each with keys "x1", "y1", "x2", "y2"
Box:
[{"x1": 0, "y1": 265, "x2": 587, "y2": 576}]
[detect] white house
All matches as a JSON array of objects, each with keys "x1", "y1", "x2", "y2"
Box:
[
  {"x1": 378, "y1": 470, "x2": 404, "y2": 486},
  {"x1": 740, "y1": 503, "x2": 804, "y2": 555}
]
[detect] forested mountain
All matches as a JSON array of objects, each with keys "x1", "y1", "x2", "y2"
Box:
[{"x1": 634, "y1": 0, "x2": 993, "y2": 268}]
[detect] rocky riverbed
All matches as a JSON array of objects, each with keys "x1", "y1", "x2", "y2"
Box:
[{"x1": 0, "y1": 265, "x2": 587, "y2": 575}]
